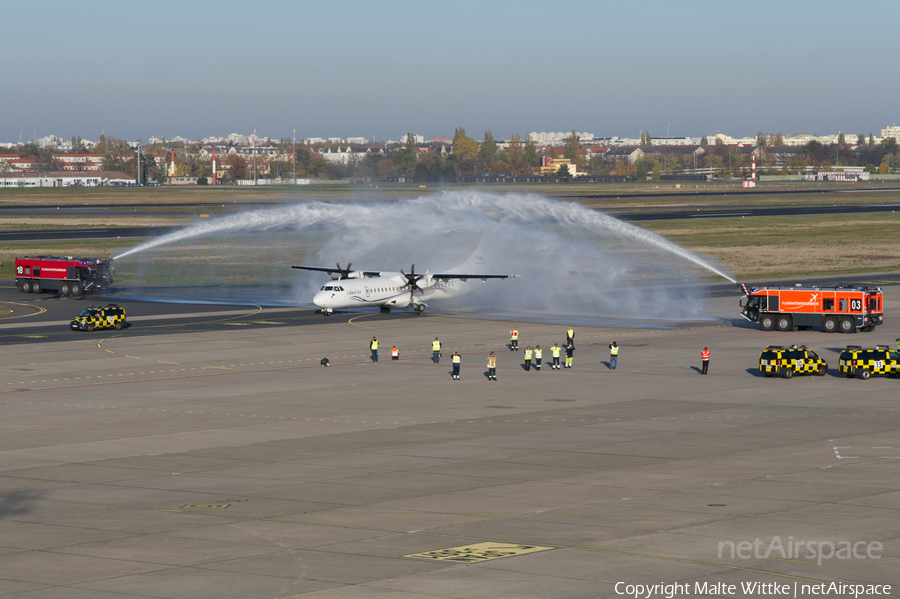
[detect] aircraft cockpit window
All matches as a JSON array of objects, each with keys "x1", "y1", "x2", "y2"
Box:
[
  {"x1": 324, "y1": 286, "x2": 334, "y2": 291},
  {"x1": 334, "y1": 286, "x2": 343, "y2": 291}
]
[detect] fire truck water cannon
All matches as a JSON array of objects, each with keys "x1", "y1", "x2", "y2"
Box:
[
  {"x1": 737, "y1": 282, "x2": 884, "y2": 333},
  {"x1": 15, "y1": 255, "x2": 115, "y2": 298}
]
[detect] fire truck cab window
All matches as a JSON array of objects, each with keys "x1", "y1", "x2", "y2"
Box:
[
  {"x1": 839, "y1": 298, "x2": 847, "y2": 311},
  {"x1": 24, "y1": 266, "x2": 30, "y2": 275},
  {"x1": 868, "y1": 297, "x2": 878, "y2": 311},
  {"x1": 823, "y1": 298, "x2": 834, "y2": 311},
  {"x1": 767, "y1": 295, "x2": 779, "y2": 311}
]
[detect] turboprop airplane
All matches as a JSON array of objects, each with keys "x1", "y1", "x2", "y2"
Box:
[{"x1": 291, "y1": 261, "x2": 519, "y2": 315}]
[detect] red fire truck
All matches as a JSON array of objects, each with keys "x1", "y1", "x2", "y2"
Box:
[
  {"x1": 15, "y1": 256, "x2": 114, "y2": 297},
  {"x1": 739, "y1": 283, "x2": 884, "y2": 333}
]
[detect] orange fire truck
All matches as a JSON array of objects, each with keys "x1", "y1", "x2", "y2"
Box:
[{"x1": 739, "y1": 283, "x2": 884, "y2": 333}]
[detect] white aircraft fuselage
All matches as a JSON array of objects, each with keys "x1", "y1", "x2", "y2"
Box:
[{"x1": 313, "y1": 273, "x2": 466, "y2": 313}]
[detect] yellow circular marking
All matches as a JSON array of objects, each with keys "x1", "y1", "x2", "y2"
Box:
[
  {"x1": 348, "y1": 314, "x2": 377, "y2": 329},
  {"x1": 0, "y1": 302, "x2": 48, "y2": 320}
]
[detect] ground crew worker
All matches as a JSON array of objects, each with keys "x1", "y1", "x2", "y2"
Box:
[
  {"x1": 452, "y1": 351, "x2": 461, "y2": 380},
  {"x1": 391, "y1": 346, "x2": 399, "y2": 361},
  {"x1": 565, "y1": 343, "x2": 574, "y2": 368},
  {"x1": 551, "y1": 343, "x2": 561, "y2": 369},
  {"x1": 524, "y1": 346, "x2": 533, "y2": 371},
  {"x1": 370, "y1": 336, "x2": 379, "y2": 362},
  {"x1": 510, "y1": 327, "x2": 519, "y2": 351},
  {"x1": 701, "y1": 347, "x2": 710, "y2": 375},
  {"x1": 487, "y1": 351, "x2": 497, "y2": 381},
  {"x1": 432, "y1": 337, "x2": 442, "y2": 363},
  {"x1": 566, "y1": 326, "x2": 575, "y2": 346},
  {"x1": 609, "y1": 341, "x2": 619, "y2": 370},
  {"x1": 896, "y1": 338, "x2": 900, "y2": 352},
  {"x1": 534, "y1": 345, "x2": 543, "y2": 370},
  {"x1": 320, "y1": 357, "x2": 330, "y2": 367}
]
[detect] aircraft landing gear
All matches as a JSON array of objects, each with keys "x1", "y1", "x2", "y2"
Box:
[
  {"x1": 413, "y1": 304, "x2": 426, "y2": 315},
  {"x1": 380, "y1": 306, "x2": 391, "y2": 313},
  {"x1": 321, "y1": 308, "x2": 333, "y2": 316}
]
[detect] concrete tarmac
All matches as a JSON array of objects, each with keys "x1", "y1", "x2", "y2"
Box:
[{"x1": 1, "y1": 284, "x2": 899, "y2": 598}]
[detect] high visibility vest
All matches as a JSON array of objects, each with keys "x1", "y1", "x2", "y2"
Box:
[
  {"x1": 701, "y1": 349, "x2": 710, "y2": 360},
  {"x1": 391, "y1": 347, "x2": 399, "y2": 357},
  {"x1": 510, "y1": 329, "x2": 518, "y2": 340},
  {"x1": 551, "y1": 346, "x2": 560, "y2": 358},
  {"x1": 524, "y1": 349, "x2": 533, "y2": 360},
  {"x1": 610, "y1": 345, "x2": 619, "y2": 355},
  {"x1": 432, "y1": 340, "x2": 441, "y2": 351},
  {"x1": 567, "y1": 328, "x2": 574, "y2": 339},
  {"x1": 487, "y1": 355, "x2": 496, "y2": 368},
  {"x1": 534, "y1": 348, "x2": 542, "y2": 359},
  {"x1": 371, "y1": 340, "x2": 378, "y2": 350},
  {"x1": 452, "y1": 354, "x2": 460, "y2": 364}
]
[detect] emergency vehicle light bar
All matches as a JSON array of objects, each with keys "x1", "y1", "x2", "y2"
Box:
[{"x1": 846, "y1": 345, "x2": 862, "y2": 350}]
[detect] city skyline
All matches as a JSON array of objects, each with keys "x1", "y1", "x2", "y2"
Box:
[{"x1": 5, "y1": 0, "x2": 897, "y2": 144}]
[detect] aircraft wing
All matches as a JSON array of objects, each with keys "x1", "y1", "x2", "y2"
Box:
[
  {"x1": 290, "y1": 265, "x2": 381, "y2": 278},
  {"x1": 432, "y1": 273, "x2": 520, "y2": 282}
]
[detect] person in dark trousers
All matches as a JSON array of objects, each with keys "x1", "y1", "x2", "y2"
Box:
[
  {"x1": 701, "y1": 347, "x2": 710, "y2": 374},
  {"x1": 565, "y1": 343, "x2": 575, "y2": 368},
  {"x1": 551, "y1": 343, "x2": 561, "y2": 369},
  {"x1": 452, "y1": 351, "x2": 461, "y2": 380},
  {"x1": 320, "y1": 358, "x2": 330, "y2": 367},
  {"x1": 609, "y1": 341, "x2": 618, "y2": 370},
  {"x1": 566, "y1": 326, "x2": 575, "y2": 346},
  {"x1": 510, "y1": 327, "x2": 519, "y2": 351},
  {"x1": 487, "y1": 352, "x2": 497, "y2": 381},
  {"x1": 370, "y1": 336, "x2": 379, "y2": 362},
  {"x1": 534, "y1": 345, "x2": 542, "y2": 371},
  {"x1": 524, "y1": 346, "x2": 533, "y2": 371},
  {"x1": 432, "y1": 337, "x2": 442, "y2": 363}
]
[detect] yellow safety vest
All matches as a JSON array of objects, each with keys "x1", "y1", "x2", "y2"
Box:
[
  {"x1": 534, "y1": 348, "x2": 542, "y2": 359},
  {"x1": 610, "y1": 345, "x2": 619, "y2": 355},
  {"x1": 524, "y1": 349, "x2": 533, "y2": 360},
  {"x1": 551, "y1": 346, "x2": 560, "y2": 357},
  {"x1": 432, "y1": 341, "x2": 441, "y2": 351},
  {"x1": 567, "y1": 328, "x2": 574, "y2": 339},
  {"x1": 371, "y1": 340, "x2": 378, "y2": 350},
  {"x1": 452, "y1": 354, "x2": 460, "y2": 364}
]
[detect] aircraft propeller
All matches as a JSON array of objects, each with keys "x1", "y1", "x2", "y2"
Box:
[
  {"x1": 331, "y1": 260, "x2": 353, "y2": 280},
  {"x1": 400, "y1": 262, "x2": 426, "y2": 295}
]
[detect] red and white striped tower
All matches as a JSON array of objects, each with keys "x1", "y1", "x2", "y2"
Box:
[{"x1": 212, "y1": 148, "x2": 216, "y2": 186}]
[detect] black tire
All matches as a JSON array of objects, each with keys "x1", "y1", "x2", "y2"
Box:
[
  {"x1": 20, "y1": 280, "x2": 32, "y2": 293},
  {"x1": 818, "y1": 365, "x2": 827, "y2": 376},
  {"x1": 776, "y1": 315, "x2": 793, "y2": 332},
  {"x1": 32, "y1": 280, "x2": 42, "y2": 293},
  {"x1": 71, "y1": 283, "x2": 82, "y2": 296},
  {"x1": 781, "y1": 367, "x2": 793, "y2": 379},
  {"x1": 59, "y1": 282, "x2": 70, "y2": 296},
  {"x1": 114, "y1": 322, "x2": 122, "y2": 330},
  {"x1": 760, "y1": 315, "x2": 776, "y2": 331},
  {"x1": 859, "y1": 369, "x2": 870, "y2": 380},
  {"x1": 839, "y1": 318, "x2": 855, "y2": 334},
  {"x1": 86, "y1": 323, "x2": 94, "y2": 332},
  {"x1": 823, "y1": 316, "x2": 838, "y2": 333}
]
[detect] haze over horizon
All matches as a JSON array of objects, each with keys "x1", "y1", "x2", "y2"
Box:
[{"x1": 5, "y1": 0, "x2": 897, "y2": 144}]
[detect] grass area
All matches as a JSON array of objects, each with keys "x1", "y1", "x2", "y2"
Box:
[
  {"x1": 2, "y1": 181, "x2": 899, "y2": 209},
  {"x1": 0, "y1": 304, "x2": 11, "y2": 316},
  {"x1": 2, "y1": 185, "x2": 900, "y2": 282},
  {"x1": 641, "y1": 213, "x2": 900, "y2": 279}
]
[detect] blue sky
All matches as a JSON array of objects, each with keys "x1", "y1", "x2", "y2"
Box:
[{"x1": 4, "y1": 0, "x2": 897, "y2": 144}]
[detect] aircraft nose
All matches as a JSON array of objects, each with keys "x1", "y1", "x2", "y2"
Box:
[{"x1": 313, "y1": 291, "x2": 327, "y2": 308}]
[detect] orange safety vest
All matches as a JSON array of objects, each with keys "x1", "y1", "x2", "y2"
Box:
[
  {"x1": 392, "y1": 347, "x2": 399, "y2": 357},
  {"x1": 701, "y1": 349, "x2": 710, "y2": 360}
]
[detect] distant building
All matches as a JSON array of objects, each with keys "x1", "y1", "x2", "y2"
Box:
[
  {"x1": 881, "y1": 124, "x2": 900, "y2": 140},
  {"x1": 0, "y1": 171, "x2": 133, "y2": 188},
  {"x1": 53, "y1": 153, "x2": 104, "y2": 171},
  {"x1": 319, "y1": 146, "x2": 385, "y2": 165}
]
